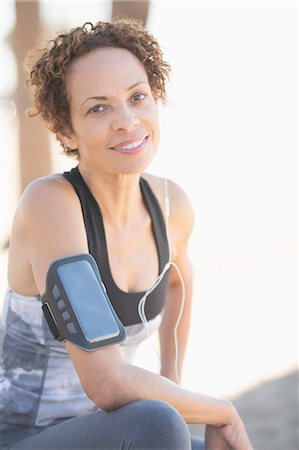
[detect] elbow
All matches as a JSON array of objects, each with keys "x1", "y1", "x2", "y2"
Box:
[
  {"x1": 85, "y1": 366, "x2": 128, "y2": 411},
  {"x1": 93, "y1": 390, "x2": 122, "y2": 411},
  {"x1": 67, "y1": 344, "x2": 132, "y2": 411}
]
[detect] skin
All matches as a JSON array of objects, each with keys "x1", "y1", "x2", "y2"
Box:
[{"x1": 7, "y1": 47, "x2": 253, "y2": 449}]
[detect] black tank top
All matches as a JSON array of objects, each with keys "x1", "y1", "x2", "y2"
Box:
[{"x1": 63, "y1": 166, "x2": 170, "y2": 326}]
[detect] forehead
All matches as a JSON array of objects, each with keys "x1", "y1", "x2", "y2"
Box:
[{"x1": 65, "y1": 47, "x2": 148, "y2": 101}]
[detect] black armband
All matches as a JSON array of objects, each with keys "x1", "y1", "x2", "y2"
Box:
[{"x1": 41, "y1": 253, "x2": 126, "y2": 351}]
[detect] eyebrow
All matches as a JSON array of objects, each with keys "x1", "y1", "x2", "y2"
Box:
[{"x1": 80, "y1": 81, "x2": 148, "y2": 108}]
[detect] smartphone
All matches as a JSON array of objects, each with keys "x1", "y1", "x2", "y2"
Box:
[{"x1": 57, "y1": 260, "x2": 120, "y2": 343}]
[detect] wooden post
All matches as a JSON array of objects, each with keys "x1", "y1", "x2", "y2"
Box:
[
  {"x1": 11, "y1": 1, "x2": 52, "y2": 193},
  {"x1": 112, "y1": 0, "x2": 149, "y2": 26}
]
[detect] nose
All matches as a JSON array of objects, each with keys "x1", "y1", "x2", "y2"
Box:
[{"x1": 111, "y1": 104, "x2": 139, "y2": 132}]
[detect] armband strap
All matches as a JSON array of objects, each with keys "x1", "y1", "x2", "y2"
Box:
[{"x1": 41, "y1": 253, "x2": 126, "y2": 351}]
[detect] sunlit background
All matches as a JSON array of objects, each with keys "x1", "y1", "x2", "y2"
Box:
[{"x1": 1, "y1": 1, "x2": 298, "y2": 448}]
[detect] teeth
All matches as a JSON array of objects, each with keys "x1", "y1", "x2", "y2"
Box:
[{"x1": 117, "y1": 139, "x2": 144, "y2": 150}]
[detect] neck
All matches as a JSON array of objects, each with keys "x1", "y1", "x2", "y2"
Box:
[{"x1": 77, "y1": 163, "x2": 144, "y2": 228}]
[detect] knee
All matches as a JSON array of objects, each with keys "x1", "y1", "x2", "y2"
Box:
[{"x1": 128, "y1": 400, "x2": 191, "y2": 450}]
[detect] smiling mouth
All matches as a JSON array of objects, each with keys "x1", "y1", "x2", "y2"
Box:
[{"x1": 111, "y1": 136, "x2": 149, "y2": 154}]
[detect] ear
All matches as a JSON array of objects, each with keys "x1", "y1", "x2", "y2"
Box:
[{"x1": 58, "y1": 128, "x2": 78, "y2": 150}]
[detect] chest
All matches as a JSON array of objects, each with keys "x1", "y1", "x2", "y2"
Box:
[{"x1": 104, "y1": 219, "x2": 160, "y2": 293}]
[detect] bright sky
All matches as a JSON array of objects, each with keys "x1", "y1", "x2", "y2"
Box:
[{"x1": 1, "y1": 1, "x2": 297, "y2": 397}]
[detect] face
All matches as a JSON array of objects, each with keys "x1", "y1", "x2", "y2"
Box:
[{"x1": 61, "y1": 47, "x2": 160, "y2": 175}]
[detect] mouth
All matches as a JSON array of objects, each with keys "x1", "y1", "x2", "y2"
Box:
[{"x1": 111, "y1": 136, "x2": 149, "y2": 154}]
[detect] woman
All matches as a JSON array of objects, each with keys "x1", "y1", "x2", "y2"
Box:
[{"x1": 0, "y1": 19, "x2": 253, "y2": 450}]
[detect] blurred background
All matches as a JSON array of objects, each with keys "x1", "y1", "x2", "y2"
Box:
[{"x1": 0, "y1": 1, "x2": 298, "y2": 449}]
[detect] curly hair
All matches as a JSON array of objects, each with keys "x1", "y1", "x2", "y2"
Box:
[{"x1": 26, "y1": 19, "x2": 171, "y2": 157}]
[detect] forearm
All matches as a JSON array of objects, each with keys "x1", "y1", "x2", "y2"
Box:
[
  {"x1": 68, "y1": 342, "x2": 232, "y2": 425},
  {"x1": 115, "y1": 361, "x2": 233, "y2": 426},
  {"x1": 116, "y1": 364, "x2": 253, "y2": 449}
]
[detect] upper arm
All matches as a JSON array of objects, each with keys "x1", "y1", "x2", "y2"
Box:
[
  {"x1": 19, "y1": 175, "x2": 89, "y2": 293},
  {"x1": 167, "y1": 179, "x2": 195, "y2": 286}
]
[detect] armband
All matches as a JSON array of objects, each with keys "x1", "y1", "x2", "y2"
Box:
[{"x1": 41, "y1": 253, "x2": 126, "y2": 351}]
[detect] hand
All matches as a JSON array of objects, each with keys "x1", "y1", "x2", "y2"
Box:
[{"x1": 205, "y1": 405, "x2": 253, "y2": 450}]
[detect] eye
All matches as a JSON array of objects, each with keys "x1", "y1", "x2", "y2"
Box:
[
  {"x1": 131, "y1": 92, "x2": 147, "y2": 103},
  {"x1": 88, "y1": 104, "x2": 107, "y2": 114}
]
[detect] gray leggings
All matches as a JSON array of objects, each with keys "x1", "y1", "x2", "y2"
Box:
[{"x1": 6, "y1": 400, "x2": 205, "y2": 450}]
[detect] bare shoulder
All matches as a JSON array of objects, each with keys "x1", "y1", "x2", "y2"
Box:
[
  {"x1": 141, "y1": 172, "x2": 195, "y2": 239},
  {"x1": 19, "y1": 173, "x2": 76, "y2": 216},
  {"x1": 14, "y1": 172, "x2": 85, "y2": 234},
  {"x1": 142, "y1": 172, "x2": 192, "y2": 206},
  {"x1": 16, "y1": 172, "x2": 86, "y2": 244}
]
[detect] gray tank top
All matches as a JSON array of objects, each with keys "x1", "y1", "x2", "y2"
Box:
[{"x1": 0, "y1": 288, "x2": 161, "y2": 431}]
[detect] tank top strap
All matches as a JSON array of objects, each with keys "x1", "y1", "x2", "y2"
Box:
[
  {"x1": 63, "y1": 166, "x2": 108, "y2": 271},
  {"x1": 139, "y1": 177, "x2": 169, "y2": 268}
]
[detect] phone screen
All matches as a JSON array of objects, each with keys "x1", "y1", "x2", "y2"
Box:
[{"x1": 57, "y1": 260, "x2": 120, "y2": 343}]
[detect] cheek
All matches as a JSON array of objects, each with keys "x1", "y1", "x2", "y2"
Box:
[
  {"x1": 75, "y1": 118, "x2": 108, "y2": 146},
  {"x1": 146, "y1": 104, "x2": 160, "y2": 134},
  {"x1": 153, "y1": 125, "x2": 160, "y2": 148},
  {"x1": 151, "y1": 111, "x2": 160, "y2": 143}
]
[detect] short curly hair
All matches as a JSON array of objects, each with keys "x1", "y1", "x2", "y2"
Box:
[{"x1": 26, "y1": 19, "x2": 171, "y2": 157}]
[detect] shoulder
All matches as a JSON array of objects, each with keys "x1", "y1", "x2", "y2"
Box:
[
  {"x1": 17, "y1": 173, "x2": 78, "y2": 223},
  {"x1": 21, "y1": 173, "x2": 75, "y2": 206},
  {"x1": 141, "y1": 172, "x2": 194, "y2": 240},
  {"x1": 142, "y1": 172, "x2": 193, "y2": 208},
  {"x1": 13, "y1": 172, "x2": 85, "y2": 249}
]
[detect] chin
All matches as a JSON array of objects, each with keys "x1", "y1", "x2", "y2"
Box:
[{"x1": 118, "y1": 149, "x2": 157, "y2": 175}]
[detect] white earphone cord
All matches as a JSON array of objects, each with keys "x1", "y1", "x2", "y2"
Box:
[{"x1": 137, "y1": 178, "x2": 185, "y2": 384}]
